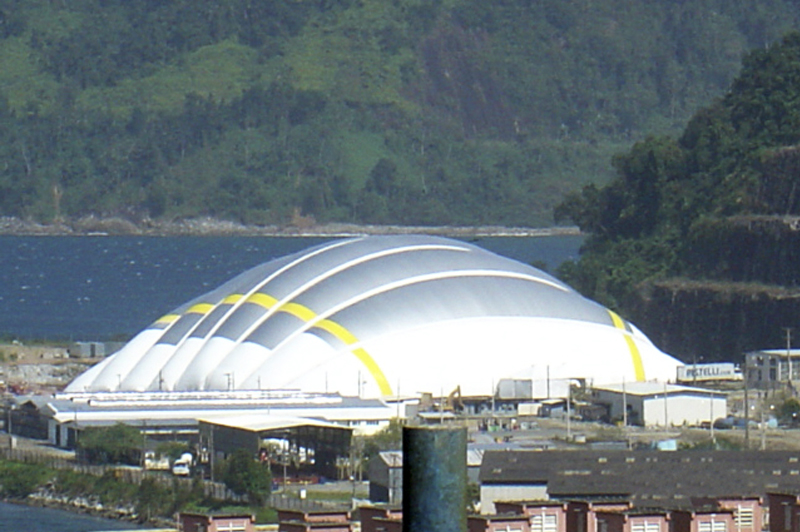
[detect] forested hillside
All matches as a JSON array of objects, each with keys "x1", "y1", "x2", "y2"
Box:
[
  {"x1": 556, "y1": 32, "x2": 800, "y2": 362},
  {"x1": 1, "y1": 0, "x2": 799, "y2": 226}
]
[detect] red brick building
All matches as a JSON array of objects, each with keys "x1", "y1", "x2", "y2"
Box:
[
  {"x1": 469, "y1": 514, "x2": 532, "y2": 532},
  {"x1": 769, "y1": 493, "x2": 800, "y2": 532},
  {"x1": 595, "y1": 508, "x2": 672, "y2": 532},
  {"x1": 360, "y1": 505, "x2": 403, "y2": 532},
  {"x1": 277, "y1": 508, "x2": 352, "y2": 532},
  {"x1": 178, "y1": 512, "x2": 255, "y2": 532}
]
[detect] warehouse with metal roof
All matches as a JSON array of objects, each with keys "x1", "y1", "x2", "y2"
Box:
[{"x1": 66, "y1": 235, "x2": 682, "y2": 399}]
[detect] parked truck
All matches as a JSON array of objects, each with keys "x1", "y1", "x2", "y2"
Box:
[{"x1": 172, "y1": 452, "x2": 193, "y2": 476}]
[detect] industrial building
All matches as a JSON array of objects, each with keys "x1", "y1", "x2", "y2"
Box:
[
  {"x1": 745, "y1": 349, "x2": 800, "y2": 390},
  {"x1": 198, "y1": 416, "x2": 352, "y2": 480},
  {"x1": 591, "y1": 383, "x2": 727, "y2": 427},
  {"x1": 355, "y1": 492, "x2": 767, "y2": 532},
  {"x1": 7, "y1": 389, "x2": 395, "y2": 448},
  {"x1": 479, "y1": 450, "x2": 800, "y2": 514}
]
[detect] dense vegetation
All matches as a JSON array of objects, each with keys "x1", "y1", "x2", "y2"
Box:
[
  {"x1": 0, "y1": 453, "x2": 272, "y2": 523},
  {"x1": 1, "y1": 0, "x2": 799, "y2": 226},
  {"x1": 555, "y1": 31, "x2": 800, "y2": 359},
  {"x1": 76, "y1": 423, "x2": 142, "y2": 465}
]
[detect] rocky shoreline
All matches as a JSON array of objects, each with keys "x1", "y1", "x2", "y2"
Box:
[
  {"x1": 0, "y1": 215, "x2": 580, "y2": 238},
  {"x1": 4, "y1": 492, "x2": 174, "y2": 529}
]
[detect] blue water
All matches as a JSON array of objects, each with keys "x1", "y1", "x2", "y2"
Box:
[
  {"x1": 0, "y1": 501, "x2": 141, "y2": 531},
  {"x1": 0, "y1": 234, "x2": 583, "y2": 341}
]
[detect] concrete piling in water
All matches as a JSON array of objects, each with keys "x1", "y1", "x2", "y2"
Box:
[{"x1": 402, "y1": 425, "x2": 467, "y2": 532}]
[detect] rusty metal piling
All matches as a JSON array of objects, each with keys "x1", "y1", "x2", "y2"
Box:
[{"x1": 402, "y1": 425, "x2": 467, "y2": 532}]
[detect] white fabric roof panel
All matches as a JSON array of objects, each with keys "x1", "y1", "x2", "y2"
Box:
[
  {"x1": 199, "y1": 415, "x2": 349, "y2": 433},
  {"x1": 66, "y1": 235, "x2": 682, "y2": 398}
]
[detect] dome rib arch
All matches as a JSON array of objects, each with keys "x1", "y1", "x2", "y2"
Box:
[
  {"x1": 138, "y1": 238, "x2": 359, "y2": 391},
  {"x1": 183, "y1": 242, "x2": 472, "y2": 392},
  {"x1": 234, "y1": 268, "x2": 580, "y2": 394}
]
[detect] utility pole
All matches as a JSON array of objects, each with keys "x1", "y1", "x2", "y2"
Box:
[
  {"x1": 710, "y1": 392, "x2": 715, "y2": 444},
  {"x1": 622, "y1": 378, "x2": 630, "y2": 450},
  {"x1": 785, "y1": 328, "x2": 794, "y2": 390},
  {"x1": 744, "y1": 360, "x2": 750, "y2": 450},
  {"x1": 622, "y1": 378, "x2": 628, "y2": 427},
  {"x1": 546, "y1": 366, "x2": 550, "y2": 398},
  {"x1": 210, "y1": 426, "x2": 215, "y2": 482},
  {"x1": 565, "y1": 381, "x2": 573, "y2": 441}
]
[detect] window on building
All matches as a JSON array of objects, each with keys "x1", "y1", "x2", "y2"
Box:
[
  {"x1": 632, "y1": 521, "x2": 661, "y2": 532},
  {"x1": 216, "y1": 522, "x2": 247, "y2": 532},
  {"x1": 736, "y1": 507, "x2": 754, "y2": 528},
  {"x1": 698, "y1": 520, "x2": 727, "y2": 532},
  {"x1": 532, "y1": 514, "x2": 558, "y2": 532}
]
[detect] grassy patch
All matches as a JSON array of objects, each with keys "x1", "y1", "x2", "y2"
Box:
[{"x1": 77, "y1": 40, "x2": 264, "y2": 118}]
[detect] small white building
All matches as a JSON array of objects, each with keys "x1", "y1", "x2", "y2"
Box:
[{"x1": 592, "y1": 382, "x2": 727, "y2": 427}]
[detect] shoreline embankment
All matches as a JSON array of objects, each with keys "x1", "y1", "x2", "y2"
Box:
[
  {"x1": 0, "y1": 215, "x2": 580, "y2": 238},
  {"x1": 1, "y1": 493, "x2": 173, "y2": 530}
]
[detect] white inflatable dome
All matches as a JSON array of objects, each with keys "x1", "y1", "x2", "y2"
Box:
[{"x1": 66, "y1": 235, "x2": 681, "y2": 398}]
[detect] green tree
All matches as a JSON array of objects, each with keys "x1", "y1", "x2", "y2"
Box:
[
  {"x1": 360, "y1": 418, "x2": 404, "y2": 475},
  {"x1": 556, "y1": 30, "x2": 800, "y2": 315},
  {"x1": 76, "y1": 423, "x2": 142, "y2": 465},
  {"x1": 155, "y1": 441, "x2": 191, "y2": 462},
  {"x1": 137, "y1": 476, "x2": 170, "y2": 522},
  {"x1": 221, "y1": 449, "x2": 271, "y2": 507},
  {"x1": 779, "y1": 398, "x2": 800, "y2": 425}
]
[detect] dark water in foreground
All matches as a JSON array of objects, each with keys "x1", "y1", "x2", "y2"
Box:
[
  {"x1": 0, "y1": 501, "x2": 141, "y2": 532},
  {"x1": 0, "y1": 234, "x2": 583, "y2": 341}
]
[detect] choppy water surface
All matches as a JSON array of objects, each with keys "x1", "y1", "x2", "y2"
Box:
[
  {"x1": 0, "y1": 234, "x2": 582, "y2": 341},
  {"x1": 0, "y1": 501, "x2": 141, "y2": 532}
]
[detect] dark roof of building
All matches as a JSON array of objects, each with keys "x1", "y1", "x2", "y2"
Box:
[{"x1": 480, "y1": 450, "x2": 800, "y2": 502}]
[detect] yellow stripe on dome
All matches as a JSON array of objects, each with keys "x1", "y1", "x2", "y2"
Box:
[
  {"x1": 315, "y1": 319, "x2": 393, "y2": 396},
  {"x1": 280, "y1": 302, "x2": 317, "y2": 322},
  {"x1": 154, "y1": 313, "x2": 180, "y2": 325},
  {"x1": 223, "y1": 294, "x2": 244, "y2": 304},
  {"x1": 234, "y1": 291, "x2": 392, "y2": 395},
  {"x1": 608, "y1": 310, "x2": 645, "y2": 381},
  {"x1": 187, "y1": 303, "x2": 215, "y2": 315},
  {"x1": 153, "y1": 302, "x2": 215, "y2": 327},
  {"x1": 246, "y1": 293, "x2": 280, "y2": 309}
]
